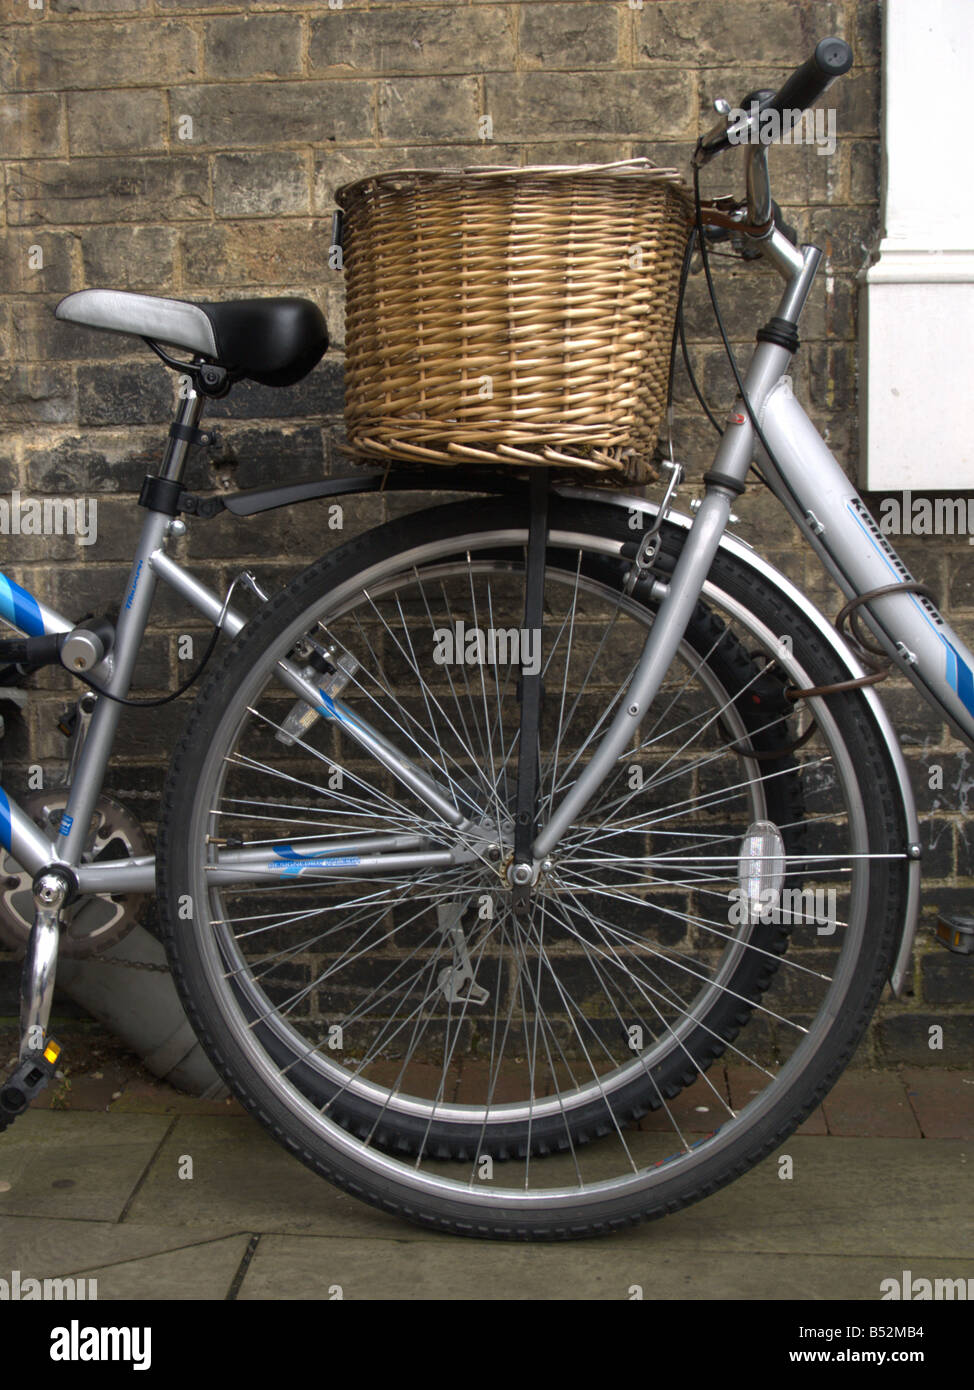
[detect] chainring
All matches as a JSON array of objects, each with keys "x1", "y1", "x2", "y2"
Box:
[{"x1": 0, "y1": 790, "x2": 151, "y2": 959}]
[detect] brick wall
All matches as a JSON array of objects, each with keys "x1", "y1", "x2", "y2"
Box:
[{"x1": 0, "y1": 0, "x2": 971, "y2": 1061}]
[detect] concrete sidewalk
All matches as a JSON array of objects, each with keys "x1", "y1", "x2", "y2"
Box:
[{"x1": 0, "y1": 1066, "x2": 970, "y2": 1301}]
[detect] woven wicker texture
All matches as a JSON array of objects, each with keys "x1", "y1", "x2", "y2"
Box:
[{"x1": 336, "y1": 161, "x2": 693, "y2": 484}]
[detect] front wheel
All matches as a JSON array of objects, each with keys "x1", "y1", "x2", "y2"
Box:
[{"x1": 157, "y1": 496, "x2": 908, "y2": 1239}]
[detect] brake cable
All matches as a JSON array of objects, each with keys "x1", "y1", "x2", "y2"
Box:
[{"x1": 667, "y1": 230, "x2": 724, "y2": 441}]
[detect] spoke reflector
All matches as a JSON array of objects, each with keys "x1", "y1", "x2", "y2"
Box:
[{"x1": 738, "y1": 820, "x2": 786, "y2": 922}]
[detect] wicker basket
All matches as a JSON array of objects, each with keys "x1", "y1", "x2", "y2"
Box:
[{"x1": 335, "y1": 160, "x2": 694, "y2": 485}]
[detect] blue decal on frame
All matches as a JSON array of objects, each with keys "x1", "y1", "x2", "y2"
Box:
[
  {"x1": 942, "y1": 636, "x2": 974, "y2": 718},
  {"x1": 0, "y1": 573, "x2": 45, "y2": 637}
]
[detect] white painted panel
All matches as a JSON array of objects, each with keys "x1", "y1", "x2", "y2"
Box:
[{"x1": 860, "y1": 0, "x2": 974, "y2": 489}]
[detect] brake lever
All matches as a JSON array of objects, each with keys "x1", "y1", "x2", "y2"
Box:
[{"x1": 691, "y1": 200, "x2": 799, "y2": 271}]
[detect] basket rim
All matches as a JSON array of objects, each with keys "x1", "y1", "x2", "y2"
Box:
[{"x1": 335, "y1": 157, "x2": 692, "y2": 207}]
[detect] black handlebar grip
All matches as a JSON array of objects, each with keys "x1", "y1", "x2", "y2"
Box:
[
  {"x1": 766, "y1": 37, "x2": 854, "y2": 119},
  {"x1": 694, "y1": 36, "x2": 853, "y2": 166}
]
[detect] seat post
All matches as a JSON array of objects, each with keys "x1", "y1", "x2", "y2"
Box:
[{"x1": 159, "y1": 377, "x2": 206, "y2": 485}]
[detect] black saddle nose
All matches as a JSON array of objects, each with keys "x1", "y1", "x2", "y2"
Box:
[{"x1": 197, "y1": 297, "x2": 328, "y2": 388}]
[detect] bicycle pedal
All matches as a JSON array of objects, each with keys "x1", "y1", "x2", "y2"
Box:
[
  {"x1": 934, "y1": 915, "x2": 974, "y2": 955},
  {"x1": 0, "y1": 1038, "x2": 62, "y2": 1132}
]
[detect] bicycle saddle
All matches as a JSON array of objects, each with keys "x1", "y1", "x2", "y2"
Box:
[{"x1": 55, "y1": 289, "x2": 328, "y2": 388}]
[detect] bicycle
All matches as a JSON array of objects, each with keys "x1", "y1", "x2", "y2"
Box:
[{"x1": 0, "y1": 38, "x2": 963, "y2": 1240}]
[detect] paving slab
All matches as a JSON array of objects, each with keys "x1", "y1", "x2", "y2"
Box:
[
  {"x1": 114, "y1": 1109, "x2": 974, "y2": 1259},
  {"x1": 237, "y1": 1235, "x2": 974, "y2": 1301},
  {"x1": 0, "y1": 1112, "x2": 172, "y2": 1222},
  {"x1": 1, "y1": 1086, "x2": 970, "y2": 1300},
  {"x1": 123, "y1": 1114, "x2": 409, "y2": 1239},
  {"x1": 821, "y1": 1070, "x2": 920, "y2": 1138},
  {"x1": 602, "y1": 1138, "x2": 973, "y2": 1259},
  {"x1": 0, "y1": 1214, "x2": 248, "y2": 1275},
  {"x1": 902, "y1": 1069, "x2": 974, "y2": 1139},
  {"x1": 77, "y1": 1234, "x2": 252, "y2": 1300}
]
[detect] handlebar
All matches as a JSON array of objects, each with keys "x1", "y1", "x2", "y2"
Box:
[
  {"x1": 695, "y1": 36, "x2": 854, "y2": 166},
  {"x1": 769, "y1": 37, "x2": 854, "y2": 122}
]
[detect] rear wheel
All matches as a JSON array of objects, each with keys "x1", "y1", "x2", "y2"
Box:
[{"x1": 158, "y1": 497, "x2": 908, "y2": 1238}]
